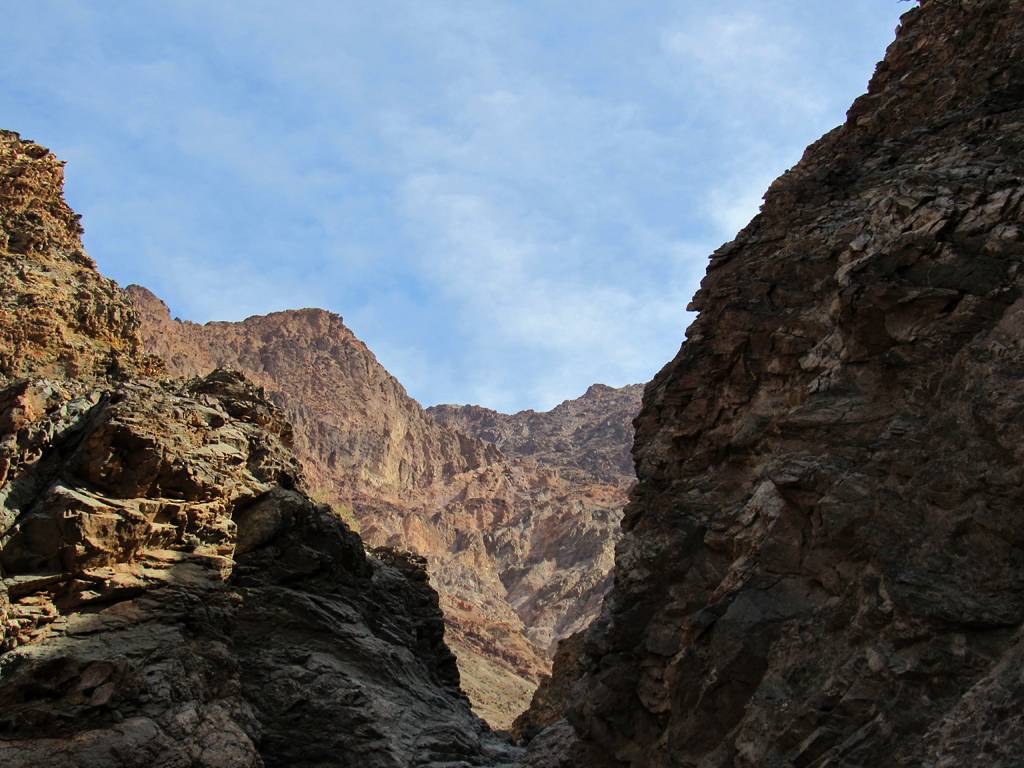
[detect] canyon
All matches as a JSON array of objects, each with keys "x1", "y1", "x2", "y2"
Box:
[
  {"x1": 0, "y1": 128, "x2": 523, "y2": 766},
  {"x1": 124, "y1": 286, "x2": 641, "y2": 728},
  {"x1": 3, "y1": 0, "x2": 1024, "y2": 765}
]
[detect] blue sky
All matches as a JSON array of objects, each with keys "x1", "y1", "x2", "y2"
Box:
[{"x1": 3, "y1": 2, "x2": 912, "y2": 411}]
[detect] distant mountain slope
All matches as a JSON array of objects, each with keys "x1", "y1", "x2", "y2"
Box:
[
  {"x1": 428, "y1": 382, "x2": 643, "y2": 485},
  {"x1": 128, "y1": 284, "x2": 641, "y2": 728}
]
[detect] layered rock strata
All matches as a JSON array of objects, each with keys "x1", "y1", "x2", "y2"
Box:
[
  {"x1": 0, "y1": 130, "x2": 517, "y2": 767},
  {"x1": 128, "y1": 285, "x2": 641, "y2": 728},
  {"x1": 556, "y1": 1, "x2": 1024, "y2": 765}
]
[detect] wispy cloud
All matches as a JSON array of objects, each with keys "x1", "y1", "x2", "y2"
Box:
[{"x1": 0, "y1": 0, "x2": 908, "y2": 411}]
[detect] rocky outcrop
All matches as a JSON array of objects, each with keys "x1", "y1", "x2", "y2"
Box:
[
  {"x1": 427, "y1": 385, "x2": 642, "y2": 654},
  {"x1": 0, "y1": 131, "x2": 149, "y2": 385},
  {"x1": 428, "y1": 383, "x2": 643, "y2": 486},
  {"x1": 127, "y1": 286, "x2": 641, "y2": 728},
  {"x1": 127, "y1": 287, "x2": 549, "y2": 726},
  {"x1": 510, "y1": 633, "x2": 587, "y2": 744},
  {"x1": 0, "y1": 131, "x2": 518, "y2": 767},
  {"x1": 559, "y1": 1, "x2": 1024, "y2": 766},
  {"x1": 127, "y1": 293, "x2": 500, "y2": 498}
]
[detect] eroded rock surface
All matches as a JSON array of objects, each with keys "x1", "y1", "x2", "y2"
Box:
[
  {"x1": 0, "y1": 131, "x2": 518, "y2": 767},
  {"x1": 427, "y1": 383, "x2": 642, "y2": 487},
  {"x1": 127, "y1": 285, "x2": 641, "y2": 728},
  {"x1": 0, "y1": 131, "x2": 147, "y2": 385},
  {"x1": 557, "y1": 1, "x2": 1024, "y2": 766}
]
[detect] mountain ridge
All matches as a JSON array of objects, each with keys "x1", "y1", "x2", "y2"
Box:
[{"x1": 126, "y1": 283, "x2": 641, "y2": 728}]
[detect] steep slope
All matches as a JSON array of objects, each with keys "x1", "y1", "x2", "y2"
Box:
[
  {"x1": 127, "y1": 286, "x2": 641, "y2": 728},
  {"x1": 428, "y1": 383, "x2": 643, "y2": 486},
  {"x1": 0, "y1": 130, "x2": 518, "y2": 767},
  {"x1": 0, "y1": 131, "x2": 145, "y2": 385},
  {"x1": 126, "y1": 295, "x2": 500, "y2": 498},
  {"x1": 558, "y1": 1, "x2": 1024, "y2": 766},
  {"x1": 427, "y1": 385, "x2": 642, "y2": 651}
]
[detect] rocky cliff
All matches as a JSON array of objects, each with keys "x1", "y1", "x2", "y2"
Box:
[
  {"x1": 426, "y1": 384, "x2": 642, "y2": 652},
  {"x1": 0, "y1": 130, "x2": 519, "y2": 767},
  {"x1": 125, "y1": 295, "x2": 500, "y2": 498},
  {"x1": 0, "y1": 132, "x2": 146, "y2": 385},
  {"x1": 127, "y1": 285, "x2": 641, "y2": 728},
  {"x1": 428, "y1": 383, "x2": 643, "y2": 487},
  {"x1": 556, "y1": 1, "x2": 1024, "y2": 765}
]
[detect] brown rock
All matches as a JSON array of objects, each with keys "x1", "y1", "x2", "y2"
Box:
[
  {"x1": 511, "y1": 632, "x2": 587, "y2": 743},
  {"x1": 428, "y1": 382, "x2": 643, "y2": 486},
  {"x1": 556, "y1": 1, "x2": 1024, "y2": 766},
  {"x1": 127, "y1": 284, "x2": 642, "y2": 728},
  {"x1": 0, "y1": 131, "x2": 147, "y2": 385},
  {"x1": 0, "y1": 130, "x2": 522, "y2": 767}
]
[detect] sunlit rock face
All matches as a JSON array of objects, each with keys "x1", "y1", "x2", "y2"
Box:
[
  {"x1": 0, "y1": 131, "x2": 521, "y2": 768},
  {"x1": 427, "y1": 383, "x2": 643, "y2": 653},
  {"x1": 0, "y1": 131, "x2": 146, "y2": 386},
  {"x1": 127, "y1": 283, "x2": 642, "y2": 729},
  {"x1": 538, "y1": 1, "x2": 1024, "y2": 765}
]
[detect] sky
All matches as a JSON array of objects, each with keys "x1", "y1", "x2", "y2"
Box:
[{"x1": 2, "y1": 1, "x2": 913, "y2": 412}]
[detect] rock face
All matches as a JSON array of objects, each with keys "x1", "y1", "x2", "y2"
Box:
[
  {"x1": 126, "y1": 295, "x2": 500, "y2": 499},
  {"x1": 559, "y1": 1, "x2": 1024, "y2": 766},
  {"x1": 427, "y1": 385, "x2": 642, "y2": 652},
  {"x1": 0, "y1": 131, "x2": 518, "y2": 767},
  {"x1": 0, "y1": 131, "x2": 146, "y2": 384},
  {"x1": 126, "y1": 285, "x2": 641, "y2": 728},
  {"x1": 427, "y1": 383, "x2": 643, "y2": 487}
]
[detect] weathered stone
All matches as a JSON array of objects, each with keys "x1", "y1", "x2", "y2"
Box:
[
  {"x1": 550, "y1": 1, "x2": 1024, "y2": 766},
  {"x1": 0, "y1": 130, "x2": 521, "y2": 767},
  {"x1": 128, "y1": 284, "x2": 642, "y2": 728}
]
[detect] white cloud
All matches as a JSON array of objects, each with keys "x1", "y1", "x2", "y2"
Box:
[
  {"x1": 1, "y1": 0, "x2": 907, "y2": 411},
  {"x1": 398, "y1": 172, "x2": 698, "y2": 410},
  {"x1": 659, "y1": 10, "x2": 827, "y2": 121},
  {"x1": 705, "y1": 170, "x2": 779, "y2": 239}
]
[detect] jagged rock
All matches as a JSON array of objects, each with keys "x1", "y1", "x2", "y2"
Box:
[
  {"x1": 0, "y1": 368, "x2": 513, "y2": 767},
  {"x1": 428, "y1": 383, "x2": 643, "y2": 487},
  {"x1": 511, "y1": 633, "x2": 586, "y2": 743},
  {"x1": 553, "y1": 1, "x2": 1024, "y2": 766},
  {"x1": 127, "y1": 285, "x2": 641, "y2": 728},
  {"x1": 517, "y1": 721, "x2": 578, "y2": 768},
  {"x1": 0, "y1": 131, "x2": 152, "y2": 385},
  {"x1": 126, "y1": 291, "x2": 500, "y2": 497},
  {"x1": 428, "y1": 387, "x2": 644, "y2": 669},
  {"x1": 0, "y1": 131, "x2": 520, "y2": 767}
]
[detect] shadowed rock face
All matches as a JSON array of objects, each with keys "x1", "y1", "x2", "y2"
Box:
[
  {"x1": 551, "y1": 1, "x2": 1024, "y2": 766},
  {"x1": 127, "y1": 285, "x2": 642, "y2": 728},
  {"x1": 0, "y1": 131, "x2": 520, "y2": 768}
]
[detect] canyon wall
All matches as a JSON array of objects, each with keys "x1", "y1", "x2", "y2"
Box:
[
  {"x1": 555, "y1": 1, "x2": 1024, "y2": 765},
  {"x1": 0, "y1": 129, "x2": 519, "y2": 768},
  {"x1": 127, "y1": 286, "x2": 641, "y2": 728}
]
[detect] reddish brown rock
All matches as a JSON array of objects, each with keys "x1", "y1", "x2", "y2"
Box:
[
  {"x1": 0, "y1": 131, "x2": 149, "y2": 385},
  {"x1": 127, "y1": 285, "x2": 642, "y2": 728},
  {"x1": 428, "y1": 382, "x2": 642, "y2": 486},
  {"x1": 0, "y1": 131, "x2": 522, "y2": 768}
]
